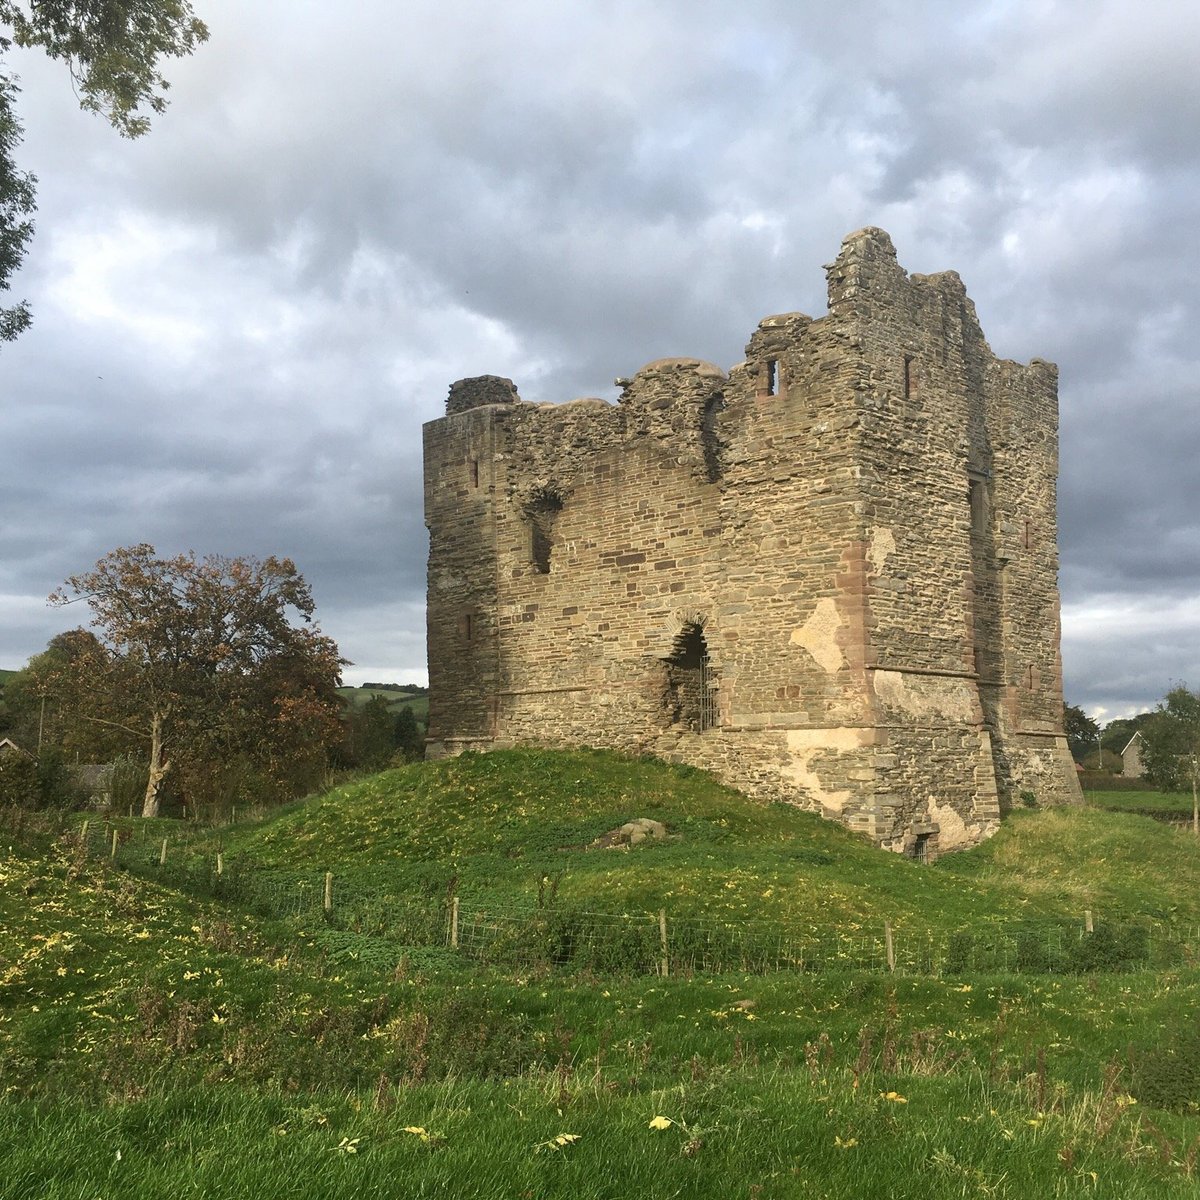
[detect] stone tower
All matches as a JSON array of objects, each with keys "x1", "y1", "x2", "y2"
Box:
[{"x1": 422, "y1": 229, "x2": 1082, "y2": 855}]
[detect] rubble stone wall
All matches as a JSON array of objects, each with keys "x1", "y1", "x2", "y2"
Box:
[{"x1": 423, "y1": 229, "x2": 1083, "y2": 855}]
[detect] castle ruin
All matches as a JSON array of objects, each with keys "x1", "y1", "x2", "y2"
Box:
[{"x1": 423, "y1": 228, "x2": 1083, "y2": 855}]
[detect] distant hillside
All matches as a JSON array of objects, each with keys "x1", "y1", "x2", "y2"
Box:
[{"x1": 335, "y1": 685, "x2": 428, "y2": 722}]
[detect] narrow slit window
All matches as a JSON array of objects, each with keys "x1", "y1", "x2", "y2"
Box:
[
  {"x1": 903, "y1": 355, "x2": 915, "y2": 399},
  {"x1": 527, "y1": 490, "x2": 564, "y2": 574},
  {"x1": 1024, "y1": 519, "x2": 1033, "y2": 549},
  {"x1": 968, "y1": 478, "x2": 988, "y2": 535},
  {"x1": 765, "y1": 360, "x2": 778, "y2": 396},
  {"x1": 459, "y1": 613, "x2": 474, "y2": 642},
  {"x1": 469, "y1": 459, "x2": 480, "y2": 489}
]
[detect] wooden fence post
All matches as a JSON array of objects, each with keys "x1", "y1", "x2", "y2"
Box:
[
  {"x1": 659, "y1": 909, "x2": 669, "y2": 978},
  {"x1": 80, "y1": 819, "x2": 89, "y2": 847},
  {"x1": 216, "y1": 852, "x2": 224, "y2": 876},
  {"x1": 884, "y1": 920, "x2": 896, "y2": 972},
  {"x1": 1085, "y1": 909, "x2": 1094, "y2": 934},
  {"x1": 324, "y1": 871, "x2": 334, "y2": 914},
  {"x1": 159, "y1": 837, "x2": 168, "y2": 866},
  {"x1": 450, "y1": 897, "x2": 460, "y2": 949},
  {"x1": 110, "y1": 828, "x2": 118, "y2": 859}
]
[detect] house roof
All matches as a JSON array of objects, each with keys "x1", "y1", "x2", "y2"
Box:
[
  {"x1": 0, "y1": 737, "x2": 34, "y2": 760},
  {"x1": 1121, "y1": 731, "x2": 1145, "y2": 755}
]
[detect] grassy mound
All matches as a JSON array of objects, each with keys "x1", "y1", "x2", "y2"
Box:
[
  {"x1": 6, "y1": 750, "x2": 1200, "y2": 1198},
  {"x1": 204, "y1": 749, "x2": 1200, "y2": 930}
]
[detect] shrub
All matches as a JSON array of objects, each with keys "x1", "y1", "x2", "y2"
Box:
[{"x1": 1132, "y1": 1021, "x2": 1200, "y2": 1112}]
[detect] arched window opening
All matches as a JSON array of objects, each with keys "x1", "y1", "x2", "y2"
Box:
[
  {"x1": 526, "y1": 489, "x2": 564, "y2": 574},
  {"x1": 663, "y1": 622, "x2": 716, "y2": 732}
]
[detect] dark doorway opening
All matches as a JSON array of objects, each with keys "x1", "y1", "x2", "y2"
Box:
[{"x1": 664, "y1": 623, "x2": 716, "y2": 731}]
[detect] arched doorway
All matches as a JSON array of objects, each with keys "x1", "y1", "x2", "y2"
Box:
[{"x1": 664, "y1": 622, "x2": 716, "y2": 731}]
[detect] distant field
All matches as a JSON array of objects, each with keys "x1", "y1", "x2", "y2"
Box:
[
  {"x1": 336, "y1": 686, "x2": 429, "y2": 721},
  {"x1": 1085, "y1": 788, "x2": 1195, "y2": 815}
]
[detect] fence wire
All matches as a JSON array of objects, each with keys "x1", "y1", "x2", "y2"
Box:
[{"x1": 68, "y1": 818, "x2": 1200, "y2": 978}]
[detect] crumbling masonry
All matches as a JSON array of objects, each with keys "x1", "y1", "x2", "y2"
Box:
[{"x1": 423, "y1": 229, "x2": 1083, "y2": 854}]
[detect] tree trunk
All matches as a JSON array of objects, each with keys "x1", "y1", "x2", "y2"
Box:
[
  {"x1": 1192, "y1": 766, "x2": 1198, "y2": 839},
  {"x1": 142, "y1": 711, "x2": 170, "y2": 819}
]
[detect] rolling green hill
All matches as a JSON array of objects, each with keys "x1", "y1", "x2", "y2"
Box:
[
  {"x1": 4, "y1": 749, "x2": 1200, "y2": 1198},
  {"x1": 211, "y1": 748, "x2": 1200, "y2": 931},
  {"x1": 335, "y1": 685, "x2": 429, "y2": 722}
]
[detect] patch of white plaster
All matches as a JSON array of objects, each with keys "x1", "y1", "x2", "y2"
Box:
[
  {"x1": 926, "y1": 798, "x2": 975, "y2": 851},
  {"x1": 867, "y1": 526, "x2": 896, "y2": 575},
  {"x1": 790, "y1": 598, "x2": 843, "y2": 674},
  {"x1": 873, "y1": 670, "x2": 975, "y2": 721},
  {"x1": 781, "y1": 728, "x2": 868, "y2": 813}
]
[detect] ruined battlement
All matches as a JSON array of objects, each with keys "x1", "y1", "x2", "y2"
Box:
[{"x1": 423, "y1": 230, "x2": 1082, "y2": 856}]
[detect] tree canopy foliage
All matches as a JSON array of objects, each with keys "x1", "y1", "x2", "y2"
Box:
[
  {"x1": 1141, "y1": 684, "x2": 1200, "y2": 834},
  {"x1": 0, "y1": 1, "x2": 208, "y2": 341},
  {"x1": 1141, "y1": 686, "x2": 1200, "y2": 791},
  {"x1": 46, "y1": 544, "x2": 343, "y2": 817},
  {"x1": 1063, "y1": 702, "x2": 1100, "y2": 764}
]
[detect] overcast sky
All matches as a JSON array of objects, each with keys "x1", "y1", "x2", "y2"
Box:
[{"x1": 1, "y1": 0, "x2": 1197, "y2": 723}]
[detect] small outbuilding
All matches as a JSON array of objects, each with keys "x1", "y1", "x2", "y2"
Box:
[{"x1": 1121, "y1": 731, "x2": 1146, "y2": 780}]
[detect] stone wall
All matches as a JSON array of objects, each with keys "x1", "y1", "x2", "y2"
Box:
[{"x1": 423, "y1": 228, "x2": 1083, "y2": 855}]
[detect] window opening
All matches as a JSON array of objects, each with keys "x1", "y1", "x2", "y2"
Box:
[
  {"x1": 458, "y1": 613, "x2": 474, "y2": 642},
  {"x1": 526, "y1": 489, "x2": 564, "y2": 574},
  {"x1": 701, "y1": 395, "x2": 724, "y2": 483},
  {"x1": 912, "y1": 832, "x2": 933, "y2": 863},
  {"x1": 765, "y1": 360, "x2": 778, "y2": 396},
  {"x1": 664, "y1": 623, "x2": 716, "y2": 731},
  {"x1": 903, "y1": 355, "x2": 915, "y2": 399},
  {"x1": 469, "y1": 459, "x2": 479, "y2": 489},
  {"x1": 968, "y1": 478, "x2": 988, "y2": 535},
  {"x1": 1024, "y1": 519, "x2": 1033, "y2": 549}
]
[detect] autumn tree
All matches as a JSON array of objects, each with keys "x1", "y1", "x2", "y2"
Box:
[
  {"x1": 4, "y1": 628, "x2": 118, "y2": 757},
  {"x1": 51, "y1": 544, "x2": 344, "y2": 817},
  {"x1": 0, "y1": 1, "x2": 208, "y2": 340}
]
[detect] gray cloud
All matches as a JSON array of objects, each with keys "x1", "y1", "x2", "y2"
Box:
[{"x1": 2, "y1": 0, "x2": 1198, "y2": 717}]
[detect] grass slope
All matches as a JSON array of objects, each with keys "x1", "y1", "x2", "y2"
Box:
[
  {"x1": 213, "y1": 749, "x2": 1200, "y2": 930},
  {"x1": 5, "y1": 749, "x2": 1200, "y2": 1197}
]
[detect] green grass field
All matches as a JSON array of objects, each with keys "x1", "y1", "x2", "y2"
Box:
[
  {"x1": 1086, "y1": 787, "x2": 1196, "y2": 816},
  {"x1": 336, "y1": 685, "x2": 429, "y2": 722},
  {"x1": 4, "y1": 749, "x2": 1200, "y2": 1198}
]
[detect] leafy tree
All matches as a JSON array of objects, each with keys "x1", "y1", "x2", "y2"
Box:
[
  {"x1": 1101, "y1": 711, "x2": 1155, "y2": 757},
  {"x1": 50, "y1": 544, "x2": 344, "y2": 817},
  {"x1": 1141, "y1": 685, "x2": 1200, "y2": 836},
  {"x1": 1063, "y1": 702, "x2": 1100, "y2": 764},
  {"x1": 393, "y1": 705, "x2": 425, "y2": 763},
  {"x1": 343, "y1": 693, "x2": 397, "y2": 772},
  {"x1": 0, "y1": 743, "x2": 37, "y2": 805},
  {"x1": 4, "y1": 628, "x2": 118, "y2": 757},
  {"x1": 0, "y1": 1, "x2": 208, "y2": 341}
]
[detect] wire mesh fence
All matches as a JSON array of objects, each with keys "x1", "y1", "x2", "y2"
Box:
[{"x1": 64, "y1": 817, "x2": 1200, "y2": 979}]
